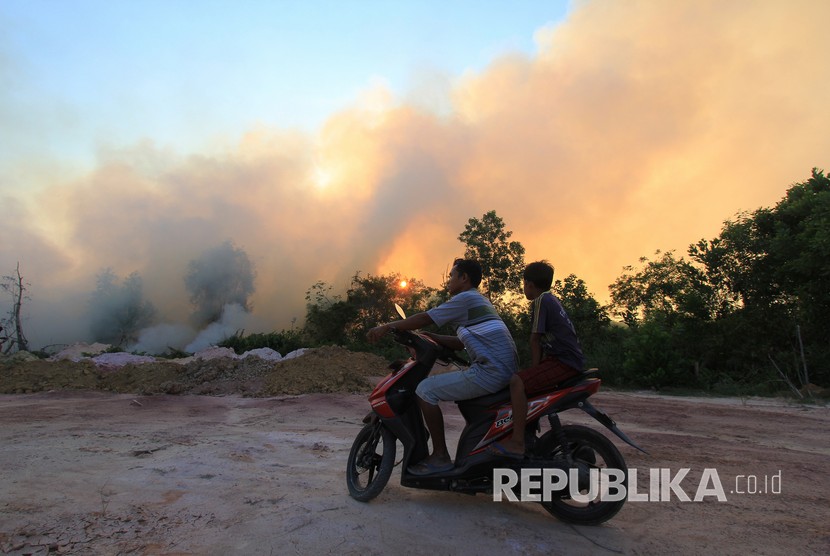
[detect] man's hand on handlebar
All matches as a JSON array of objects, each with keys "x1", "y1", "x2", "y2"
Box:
[
  {"x1": 366, "y1": 324, "x2": 396, "y2": 344},
  {"x1": 366, "y1": 312, "x2": 436, "y2": 344}
]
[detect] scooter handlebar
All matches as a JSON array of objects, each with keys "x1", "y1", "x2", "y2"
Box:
[{"x1": 389, "y1": 328, "x2": 469, "y2": 367}]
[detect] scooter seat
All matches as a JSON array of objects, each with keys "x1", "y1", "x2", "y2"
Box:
[
  {"x1": 557, "y1": 368, "x2": 600, "y2": 389},
  {"x1": 455, "y1": 369, "x2": 600, "y2": 410},
  {"x1": 456, "y1": 388, "x2": 511, "y2": 409}
]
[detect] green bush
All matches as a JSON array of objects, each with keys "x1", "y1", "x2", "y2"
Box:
[{"x1": 219, "y1": 329, "x2": 306, "y2": 356}]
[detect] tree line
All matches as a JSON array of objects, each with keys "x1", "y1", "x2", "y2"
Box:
[{"x1": 281, "y1": 169, "x2": 830, "y2": 396}]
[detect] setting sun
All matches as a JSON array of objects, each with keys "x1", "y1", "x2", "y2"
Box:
[{"x1": 399, "y1": 280, "x2": 408, "y2": 288}]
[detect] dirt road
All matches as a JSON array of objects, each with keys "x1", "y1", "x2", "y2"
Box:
[{"x1": 1, "y1": 390, "x2": 828, "y2": 555}]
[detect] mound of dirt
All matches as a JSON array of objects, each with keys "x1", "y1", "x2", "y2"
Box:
[{"x1": 0, "y1": 346, "x2": 390, "y2": 396}]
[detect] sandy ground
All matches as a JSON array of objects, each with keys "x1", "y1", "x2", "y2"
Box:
[{"x1": 1, "y1": 389, "x2": 828, "y2": 555}]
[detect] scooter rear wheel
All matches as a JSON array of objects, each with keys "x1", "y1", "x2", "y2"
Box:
[
  {"x1": 537, "y1": 424, "x2": 628, "y2": 525},
  {"x1": 346, "y1": 422, "x2": 396, "y2": 502}
]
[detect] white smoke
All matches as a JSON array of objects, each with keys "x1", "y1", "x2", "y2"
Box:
[
  {"x1": 127, "y1": 303, "x2": 263, "y2": 355},
  {"x1": 129, "y1": 323, "x2": 196, "y2": 355},
  {"x1": 183, "y1": 303, "x2": 259, "y2": 353}
]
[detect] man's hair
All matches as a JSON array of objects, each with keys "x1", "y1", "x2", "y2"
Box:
[
  {"x1": 523, "y1": 260, "x2": 554, "y2": 290},
  {"x1": 452, "y1": 258, "x2": 483, "y2": 288}
]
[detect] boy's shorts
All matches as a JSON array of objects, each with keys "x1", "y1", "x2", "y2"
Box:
[{"x1": 516, "y1": 357, "x2": 581, "y2": 396}]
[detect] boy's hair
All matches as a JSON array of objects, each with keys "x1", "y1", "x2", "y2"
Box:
[
  {"x1": 452, "y1": 258, "x2": 483, "y2": 288},
  {"x1": 523, "y1": 260, "x2": 554, "y2": 290}
]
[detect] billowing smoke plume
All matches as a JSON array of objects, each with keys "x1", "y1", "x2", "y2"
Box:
[
  {"x1": 2, "y1": 1, "x2": 829, "y2": 349},
  {"x1": 88, "y1": 269, "x2": 156, "y2": 346},
  {"x1": 184, "y1": 241, "x2": 255, "y2": 327},
  {"x1": 125, "y1": 243, "x2": 259, "y2": 354}
]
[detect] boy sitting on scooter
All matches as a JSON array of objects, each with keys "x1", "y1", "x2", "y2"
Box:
[
  {"x1": 489, "y1": 260, "x2": 585, "y2": 459},
  {"x1": 367, "y1": 258, "x2": 518, "y2": 475}
]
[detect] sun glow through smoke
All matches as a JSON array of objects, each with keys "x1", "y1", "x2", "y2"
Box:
[{"x1": 313, "y1": 166, "x2": 332, "y2": 190}]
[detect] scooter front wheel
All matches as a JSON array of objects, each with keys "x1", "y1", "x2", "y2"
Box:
[{"x1": 346, "y1": 421, "x2": 396, "y2": 502}]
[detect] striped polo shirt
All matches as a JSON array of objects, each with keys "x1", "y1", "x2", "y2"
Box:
[{"x1": 427, "y1": 289, "x2": 518, "y2": 391}]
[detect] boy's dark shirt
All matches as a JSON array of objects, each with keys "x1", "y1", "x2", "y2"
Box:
[{"x1": 531, "y1": 292, "x2": 585, "y2": 371}]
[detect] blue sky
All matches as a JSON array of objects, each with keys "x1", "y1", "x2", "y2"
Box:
[{"x1": 2, "y1": 0, "x2": 569, "y2": 169}]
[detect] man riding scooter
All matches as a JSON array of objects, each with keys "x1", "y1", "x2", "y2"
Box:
[{"x1": 367, "y1": 258, "x2": 518, "y2": 475}]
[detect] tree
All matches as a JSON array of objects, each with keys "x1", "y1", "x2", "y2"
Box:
[
  {"x1": 553, "y1": 274, "x2": 610, "y2": 346},
  {"x1": 302, "y1": 273, "x2": 440, "y2": 349},
  {"x1": 302, "y1": 281, "x2": 354, "y2": 346},
  {"x1": 458, "y1": 210, "x2": 526, "y2": 303},
  {"x1": 345, "y1": 272, "x2": 438, "y2": 339},
  {"x1": 1, "y1": 263, "x2": 30, "y2": 353},
  {"x1": 608, "y1": 251, "x2": 723, "y2": 388},
  {"x1": 185, "y1": 241, "x2": 256, "y2": 325},
  {"x1": 608, "y1": 169, "x2": 830, "y2": 390},
  {"x1": 89, "y1": 269, "x2": 156, "y2": 346},
  {"x1": 688, "y1": 168, "x2": 830, "y2": 386},
  {"x1": 609, "y1": 250, "x2": 715, "y2": 327}
]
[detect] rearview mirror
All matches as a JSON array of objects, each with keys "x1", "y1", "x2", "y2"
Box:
[{"x1": 394, "y1": 303, "x2": 407, "y2": 320}]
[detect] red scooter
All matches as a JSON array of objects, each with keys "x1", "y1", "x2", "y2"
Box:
[{"x1": 346, "y1": 312, "x2": 646, "y2": 525}]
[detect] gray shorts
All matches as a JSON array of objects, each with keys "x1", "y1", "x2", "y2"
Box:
[{"x1": 415, "y1": 367, "x2": 493, "y2": 405}]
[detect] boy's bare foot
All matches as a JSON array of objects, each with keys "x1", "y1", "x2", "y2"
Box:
[{"x1": 486, "y1": 440, "x2": 524, "y2": 459}]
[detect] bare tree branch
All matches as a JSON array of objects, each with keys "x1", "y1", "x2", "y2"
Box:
[{"x1": 1, "y1": 262, "x2": 30, "y2": 353}]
